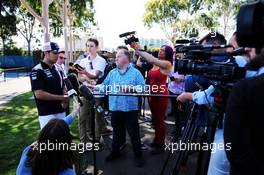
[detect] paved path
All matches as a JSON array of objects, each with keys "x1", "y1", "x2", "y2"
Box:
[{"x1": 0, "y1": 76, "x2": 31, "y2": 105}]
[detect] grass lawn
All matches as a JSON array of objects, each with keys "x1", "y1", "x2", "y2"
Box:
[{"x1": 0, "y1": 92, "x2": 79, "y2": 175}]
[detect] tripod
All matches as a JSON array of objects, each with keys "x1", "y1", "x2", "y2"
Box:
[
  {"x1": 169, "y1": 103, "x2": 199, "y2": 175},
  {"x1": 166, "y1": 82, "x2": 230, "y2": 175},
  {"x1": 198, "y1": 83, "x2": 229, "y2": 175}
]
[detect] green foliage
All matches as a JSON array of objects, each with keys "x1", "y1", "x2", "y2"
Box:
[
  {"x1": 33, "y1": 49, "x2": 42, "y2": 63},
  {"x1": 0, "y1": 93, "x2": 39, "y2": 174},
  {"x1": 51, "y1": 0, "x2": 95, "y2": 37},
  {"x1": 195, "y1": 12, "x2": 219, "y2": 30},
  {"x1": 19, "y1": 0, "x2": 95, "y2": 37},
  {"x1": 148, "y1": 47, "x2": 160, "y2": 53},
  {"x1": 195, "y1": 0, "x2": 256, "y2": 36},
  {"x1": 173, "y1": 18, "x2": 199, "y2": 39},
  {"x1": 0, "y1": 0, "x2": 19, "y2": 53},
  {"x1": 143, "y1": 0, "x2": 189, "y2": 28},
  {"x1": 3, "y1": 40, "x2": 22, "y2": 56},
  {"x1": 17, "y1": 6, "x2": 37, "y2": 55},
  {"x1": 143, "y1": 0, "x2": 256, "y2": 42},
  {"x1": 143, "y1": 0, "x2": 198, "y2": 42}
]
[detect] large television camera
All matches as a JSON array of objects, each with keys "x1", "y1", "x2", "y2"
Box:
[
  {"x1": 174, "y1": 43, "x2": 247, "y2": 82},
  {"x1": 119, "y1": 31, "x2": 139, "y2": 45},
  {"x1": 173, "y1": 0, "x2": 264, "y2": 82}
]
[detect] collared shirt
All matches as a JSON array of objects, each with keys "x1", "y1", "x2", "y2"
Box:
[
  {"x1": 99, "y1": 64, "x2": 145, "y2": 112},
  {"x1": 55, "y1": 63, "x2": 66, "y2": 87},
  {"x1": 30, "y1": 61, "x2": 65, "y2": 116},
  {"x1": 79, "y1": 54, "x2": 106, "y2": 79}
]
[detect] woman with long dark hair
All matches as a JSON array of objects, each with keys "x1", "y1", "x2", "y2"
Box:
[
  {"x1": 133, "y1": 43, "x2": 173, "y2": 154},
  {"x1": 16, "y1": 105, "x2": 80, "y2": 175}
]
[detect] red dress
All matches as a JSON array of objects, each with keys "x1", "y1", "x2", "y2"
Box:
[{"x1": 148, "y1": 68, "x2": 169, "y2": 145}]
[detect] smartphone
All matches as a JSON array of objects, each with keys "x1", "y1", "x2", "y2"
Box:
[{"x1": 74, "y1": 63, "x2": 85, "y2": 71}]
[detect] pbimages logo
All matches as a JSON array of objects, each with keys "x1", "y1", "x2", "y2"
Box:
[
  {"x1": 165, "y1": 140, "x2": 232, "y2": 154},
  {"x1": 32, "y1": 141, "x2": 100, "y2": 153},
  {"x1": 103, "y1": 83, "x2": 167, "y2": 94}
]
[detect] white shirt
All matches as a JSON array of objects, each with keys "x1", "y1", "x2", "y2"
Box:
[
  {"x1": 55, "y1": 63, "x2": 66, "y2": 88},
  {"x1": 79, "y1": 54, "x2": 106, "y2": 79},
  {"x1": 55, "y1": 63, "x2": 66, "y2": 77}
]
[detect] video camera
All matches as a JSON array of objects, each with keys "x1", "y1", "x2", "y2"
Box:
[
  {"x1": 174, "y1": 43, "x2": 246, "y2": 82},
  {"x1": 173, "y1": 0, "x2": 264, "y2": 82},
  {"x1": 119, "y1": 31, "x2": 139, "y2": 45}
]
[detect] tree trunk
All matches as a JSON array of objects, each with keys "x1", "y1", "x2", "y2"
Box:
[
  {"x1": 27, "y1": 39, "x2": 31, "y2": 56},
  {"x1": 1, "y1": 38, "x2": 5, "y2": 56},
  {"x1": 63, "y1": 0, "x2": 69, "y2": 73},
  {"x1": 42, "y1": 0, "x2": 50, "y2": 42}
]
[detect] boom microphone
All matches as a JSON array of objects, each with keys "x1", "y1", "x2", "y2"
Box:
[
  {"x1": 175, "y1": 39, "x2": 192, "y2": 44},
  {"x1": 119, "y1": 31, "x2": 136, "y2": 38}
]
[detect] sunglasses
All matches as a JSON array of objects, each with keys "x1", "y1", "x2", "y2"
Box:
[
  {"x1": 86, "y1": 45, "x2": 95, "y2": 48},
  {"x1": 59, "y1": 56, "x2": 66, "y2": 59}
]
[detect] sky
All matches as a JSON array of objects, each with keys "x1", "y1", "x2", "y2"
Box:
[
  {"x1": 93, "y1": 0, "x2": 166, "y2": 48},
  {"x1": 11, "y1": 0, "x2": 237, "y2": 51},
  {"x1": 13, "y1": 0, "x2": 166, "y2": 50}
]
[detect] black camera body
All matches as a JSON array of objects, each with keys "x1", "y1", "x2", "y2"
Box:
[
  {"x1": 173, "y1": 1, "x2": 264, "y2": 82},
  {"x1": 174, "y1": 56, "x2": 246, "y2": 82},
  {"x1": 119, "y1": 31, "x2": 139, "y2": 45},
  {"x1": 174, "y1": 44, "x2": 246, "y2": 82}
]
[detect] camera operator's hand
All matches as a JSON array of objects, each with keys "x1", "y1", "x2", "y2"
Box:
[
  {"x1": 177, "y1": 92, "x2": 193, "y2": 103},
  {"x1": 130, "y1": 41, "x2": 140, "y2": 50},
  {"x1": 174, "y1": 76, "x2": 185, "y2": 83}
]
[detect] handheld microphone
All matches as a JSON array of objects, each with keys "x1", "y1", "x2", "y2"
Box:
[
  {"x1": 79, "y1": 85, "x2": 104, "y2": 113},
  {"x1": 65, "y1": 74, "x2": 83, "y2": 106},
  {"x1": 67, "y1": 73, "x2": 80, "y2": 95},
  {"x1": 64, "y1": 78, "x2": 78, "y2": 97},
  {"x1": 79, "y1": 84, "x2": 94, "y2": 101}
]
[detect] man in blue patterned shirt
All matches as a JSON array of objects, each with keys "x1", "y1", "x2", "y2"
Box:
[{"x1": 96, "y1": 49, "x2": 145, "y2": 167}]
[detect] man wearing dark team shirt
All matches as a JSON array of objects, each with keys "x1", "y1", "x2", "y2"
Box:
[{"x1": 30, "y1": 42, "x2": 69, "y2": 129}]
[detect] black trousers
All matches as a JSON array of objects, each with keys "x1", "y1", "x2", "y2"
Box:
[
  {"x1": 169, "y1": 90, "x2": 186, "y2": 138},
  {"x1": 111, "y1": 110, "x2": 142, "y2": 157}
]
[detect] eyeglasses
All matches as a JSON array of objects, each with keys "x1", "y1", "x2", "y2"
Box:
[
  {"x1": 59, "y1": 56, "x2": 66, "y2": 59},
  {"x1": 86, "y1": 45, "x2": 95, "y2": 48}
]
